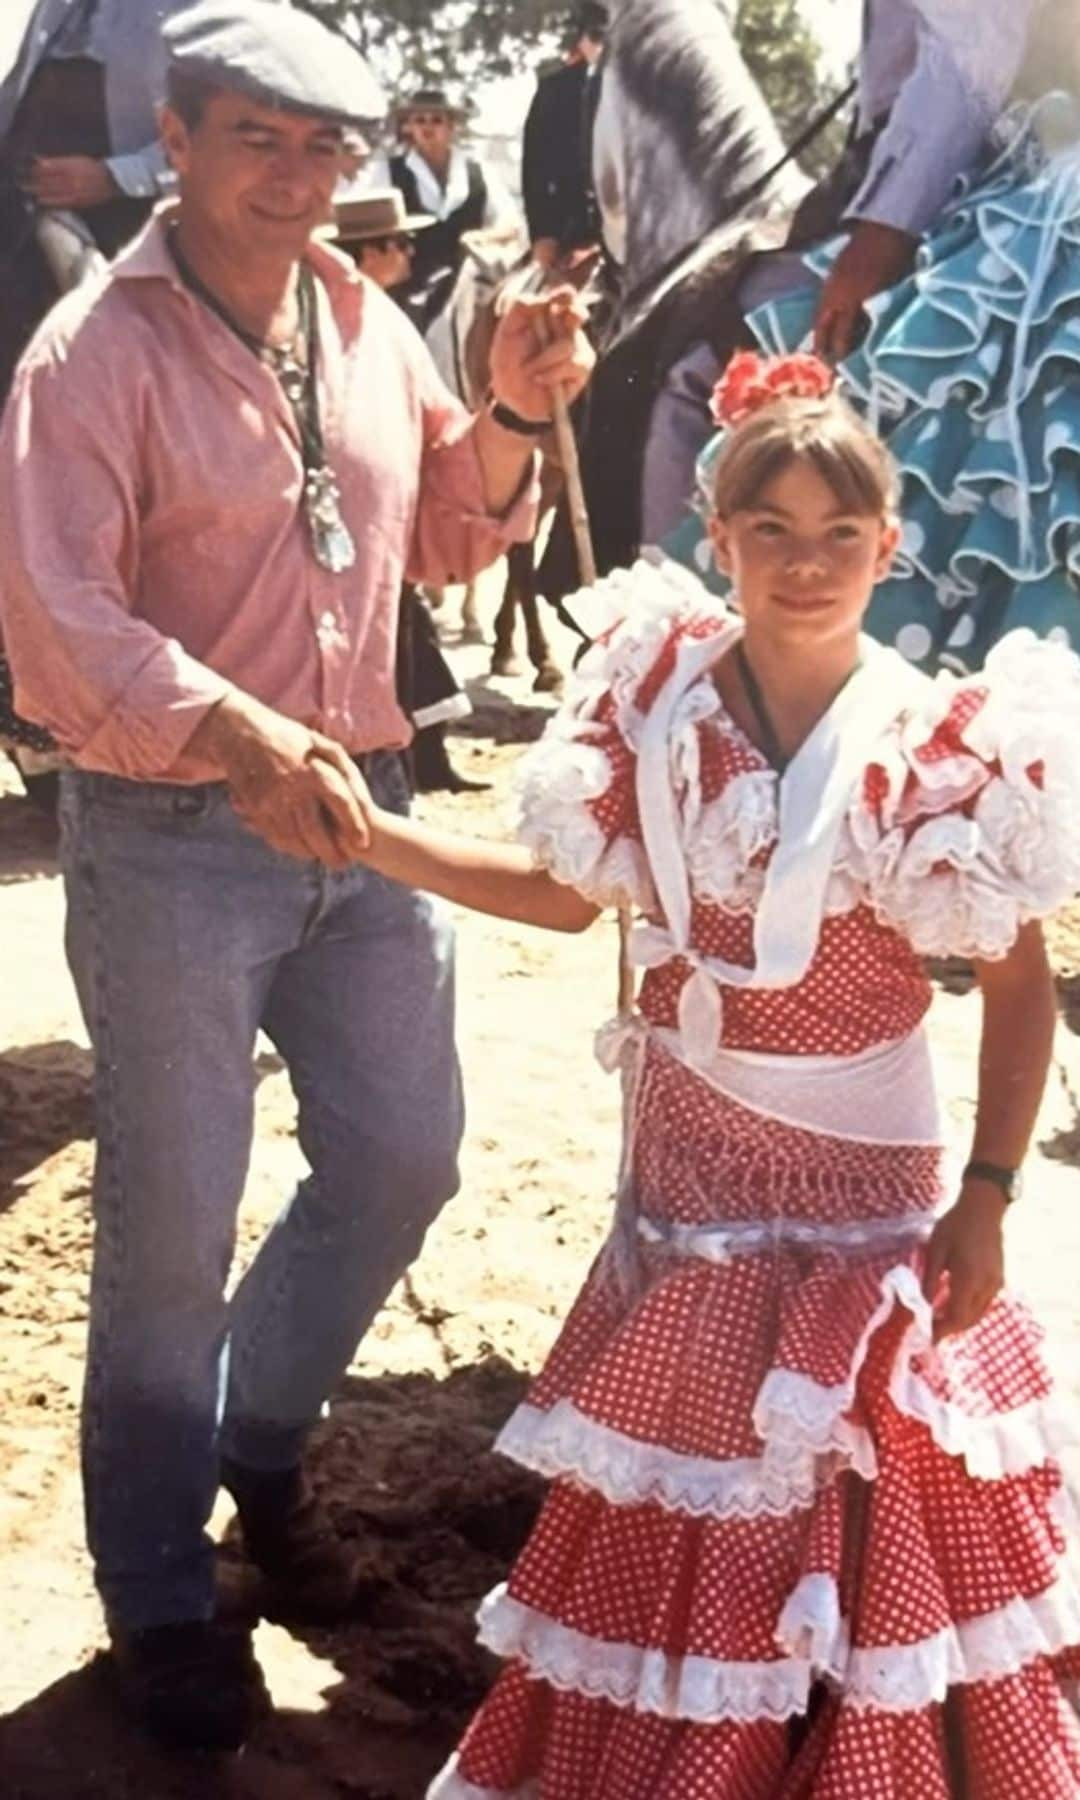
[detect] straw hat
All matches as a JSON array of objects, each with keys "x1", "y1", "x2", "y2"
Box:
[
  {"x1": 398, "y1": 85, "x2": 466, "y2": 122},
  {"x1": 333, "y1": 188, "x2": 434, "y2": 244}
]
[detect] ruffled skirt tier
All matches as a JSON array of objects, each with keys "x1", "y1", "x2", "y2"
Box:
[
  {"x1": 664, "y1": 112, "x2": 1080, "y2": 674},
  {"x1": 430, "y1": 1048, "x2": 1080, "y2": 1796}
]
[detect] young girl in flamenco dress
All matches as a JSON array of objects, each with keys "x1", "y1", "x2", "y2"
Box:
[{"x1": 355, "y1": 353, "x2": 1080, "y2": 1797}]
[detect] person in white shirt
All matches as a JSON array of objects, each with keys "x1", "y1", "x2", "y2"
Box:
[
  {"x1": 0, "y1": 0, "x2": 203, "y2": 397},
  {"x1": 366, "y1": 86, "x2": 519, "y2": 326}
]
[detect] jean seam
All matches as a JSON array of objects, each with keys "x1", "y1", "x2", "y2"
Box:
[
  {"x1": 76, "y1": 802, "x2": 131, "y2": 1554},
  {"x1": 224, "y1": 1045, "x2": 334, "y2": 1444}
]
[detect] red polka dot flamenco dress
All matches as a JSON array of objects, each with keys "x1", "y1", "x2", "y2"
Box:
[{"x1": 430, "y1": 560, "x2": 1080, "y2": 1799}]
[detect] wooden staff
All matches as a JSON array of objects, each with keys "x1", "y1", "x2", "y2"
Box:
[{"x1": 540, "y1": 292, "x2": 635, "y2": 1019}]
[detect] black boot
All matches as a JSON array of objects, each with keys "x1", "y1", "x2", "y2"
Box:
[
  {"x1": 109, "y1": 1618, "x2": 269, "y2": 1753},
  {"x1": 221, "y1": 1458, "x2": 361, "y2": 1625},
  {"x1": 411, "y1": 724, "x2": 490, "y2": 794}
]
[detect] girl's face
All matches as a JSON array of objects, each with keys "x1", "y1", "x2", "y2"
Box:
[{"x1": 707, "y1": 458, "x2": 900, "y2": 648}]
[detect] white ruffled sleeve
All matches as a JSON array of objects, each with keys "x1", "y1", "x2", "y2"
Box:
[
  {"x1": 849, "y1": 632, "x2": 1080, "y2": 959},
  {"x1": 514, "y1": 557, "x2": 721, "y2": 911}
]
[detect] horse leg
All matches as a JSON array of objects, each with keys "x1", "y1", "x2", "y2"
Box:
[
  {"x1": 460, "y1": 577, "x2": 485, "y2": 644},
  {"x1": 490, "y1": 558, "x2": 524, "y2": 677},
  {"x1": 512, "y1": 543, "x2": 563, "y2": 693}
]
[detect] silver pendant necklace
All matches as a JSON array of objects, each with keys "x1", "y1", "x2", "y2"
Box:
[{"x1": 170, "y1": 236, "x2": 356, "y2": 576}]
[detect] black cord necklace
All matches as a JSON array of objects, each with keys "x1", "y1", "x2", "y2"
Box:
[
  {"x1": 168, "y1": 234, "x2": 356, "y2": 574},
  {"x1": 735, "y1": 641, "x2": 790, "y2": 776},
  {"x1": 734, "y1": 641, "x2": 865, "y2": 778}
]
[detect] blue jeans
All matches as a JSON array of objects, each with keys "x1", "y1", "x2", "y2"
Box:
[{"x1": 59, "y1": 754, "x2": 463, "y2": 1632}]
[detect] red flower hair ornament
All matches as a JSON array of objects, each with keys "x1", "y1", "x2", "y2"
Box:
[{"x1": 710, "y1": 350, "x2": 837, "y2": 429}]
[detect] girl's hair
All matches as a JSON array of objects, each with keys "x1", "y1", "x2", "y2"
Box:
[{"x1": 710, "y1": 392, "x2": 900, "y2": 520}]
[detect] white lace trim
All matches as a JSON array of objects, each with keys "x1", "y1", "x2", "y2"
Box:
[
  {"x1": 778, "y1": 1565, "x2": 1080, "y2": 1712},
  {"x1": 522, "y1": 600, "x2": 1080, "y2": 964},
  {"x1": 756, "y1": 1263, "x2": 1079, "y2": 1484},
  {"x1": 496, "y1": 1400, "x2": 846, "y2": 1521},
  {"x1": 477, "y1": 1567, "x2": 1080, "y2": 1722},
  {"x1": 514, "y1": 729, "x2": 656, "y2": 911},
  {"x1": 776, "y1": 1572, "x2": 850, "y2": 1674},
  {"x1": 477, "y1": 1586, "x2": 815, "y2": 1723},
  {"x1": 427, "y1": 1761, "x2": 538, "y2": 1800},
  {"x1": 851, "y1": 631, "x2": 1080, "y2": 958},
  {"x1": 572, "y1": 558, "x2": 726, "y2": 751},
  {"x1": 845, "y1": 1569, "x2": 1080, "y2": 1711},
  {"x1": 499, "y1": 1259, "x2": 1072, "y2": 1522}
]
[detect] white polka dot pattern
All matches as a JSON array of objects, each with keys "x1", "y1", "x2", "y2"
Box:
[{"x1": 441, "y1": 596, "x2": 1080, "y2": 1795}]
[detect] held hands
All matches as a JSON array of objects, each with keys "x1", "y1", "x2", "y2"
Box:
[
  {"x1": 922, "y1": 1177, "x2": 1007, "y2": 1342},
  {"x1": 813, "y1": 220, "x2": 918, "y2": 364},
  {"x1": 21, "y1": 155, "x2": 118, "y2": 210},
  {"x1": 488, "y1": 289, "x2": 595, "y2": 425},
  {"x1": 195, "y1": 694, "x2": 374, "y2": 868}
]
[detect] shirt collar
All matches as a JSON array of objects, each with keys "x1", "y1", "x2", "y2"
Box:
[
  {"x1": 112, "y1": 202, "x2": 366, "y2": 324},
  {"x1": 403, "y1": 145, "x2": 471, "y2": 219}
]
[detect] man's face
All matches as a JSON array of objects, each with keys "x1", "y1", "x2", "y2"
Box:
[
  {"x1": 162, "y1": 92, "x2": 349, "y2": 261},
  {"x1": 408, "y1": 108, "x2": 455, "y2": 165},
  {"x1": 356, "y1": 233, "x2": 415, "y2": 291}
]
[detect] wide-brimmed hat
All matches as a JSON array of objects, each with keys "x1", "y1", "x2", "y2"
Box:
[
  {"x1": 163, "y1": 0, "x2": 387, "y2": 126},
  {"x1": 333, "y1": 189, "x2": 434, "y2": 244},
  {"x1": 398, "y1": 86, "x2": 466, "y2": 121},
  {"x1": 572, "y1": 3, "x2": 609, "y2": 38}
]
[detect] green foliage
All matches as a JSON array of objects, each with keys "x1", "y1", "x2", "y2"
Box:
[
  {"x1": 736, "y1": 0, "x2": 852, "y2": 180},
  {"x1": 294, "y1": 0, "x2": 570, "y2": 96},
  {"x1": 295, "y1": 0, "x2": 853, "y2": 174}
]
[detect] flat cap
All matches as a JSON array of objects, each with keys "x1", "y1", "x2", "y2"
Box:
[{"x1": 163, "y1": 0, "x2": 387, "y2": 126}]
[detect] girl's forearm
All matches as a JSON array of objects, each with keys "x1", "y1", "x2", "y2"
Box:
[
  {"x1": 364, "y1": 807, "x2": 600, "y2": 933},
  {"x1": 970, "y1": 923, "x2": 1056, "y2": 1170}
]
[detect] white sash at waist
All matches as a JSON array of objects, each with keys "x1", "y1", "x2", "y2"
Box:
[{"x1": 597, "y1": 1017, "x2": 944, "y2": 1149}]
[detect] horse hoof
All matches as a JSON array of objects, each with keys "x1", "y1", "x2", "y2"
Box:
[
  {"x1": 491, "y1": 652, "x2": 524, "y2": 678},
  {"x1": 461, "y1": 623, "x2": 486, "y2": 645},
  {"x1": 532, "y1": 664, "x2": 564, "y2": 694}
]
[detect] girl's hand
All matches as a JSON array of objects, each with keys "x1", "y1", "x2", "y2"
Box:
[{"x1": 922, "y1": 1178, "x2": 1007, "y2": 1341}]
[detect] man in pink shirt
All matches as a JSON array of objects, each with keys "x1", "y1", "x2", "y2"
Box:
[{"x1": 0, "y1": 0, "x2": 593, "y2": 1754}]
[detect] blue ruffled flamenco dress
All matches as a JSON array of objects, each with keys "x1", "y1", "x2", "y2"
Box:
[{"x1": 663, "y1": 108, "x2": 1080, "y2": 675}]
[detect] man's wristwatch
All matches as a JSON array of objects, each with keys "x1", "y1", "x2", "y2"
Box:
[
  {"x1": 486, "y1": 394, "x2": 549, "y2": 437},
  {"x1": 962, "y1": 1160, "x2": 1022, "y2": 1205}
]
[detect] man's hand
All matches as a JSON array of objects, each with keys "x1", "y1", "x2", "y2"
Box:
[
  {"x1": 21, "y1": 155, "x2": 119, "y2": 210},
  {"x1": 531, "y1": 237, "x2": 561, "y2": 271},
  {"x1": 922, "y1": 1180, "x2": 1007, "y2": 1342},
  {"x1": 190, "y1": 693, "x2": 373, "y2": 868},
  {"x1": 814, "y1": 221, "x2": 918, "y2": 364},
  {"x1": 489, "y1": 289, "x2": 595, "y2": 425}
]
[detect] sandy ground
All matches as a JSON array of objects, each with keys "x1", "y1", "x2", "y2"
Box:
[{"x1": 2, "y1": 596, "x2": 1080, "y2": 1798}]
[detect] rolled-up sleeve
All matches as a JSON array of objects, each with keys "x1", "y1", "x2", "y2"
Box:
[
  {"x1": 401, "y1": 327, "x2": 540, "y2": 589},
  {"x1": 849, "y1": 0, "x2": 1037, "y2": 238},
  {"x1": 106, "y1": 141, "x2": 171, "y2": 200},
  {"x1": 0, "y1": 345, "x2": 232, "y2": 779}
]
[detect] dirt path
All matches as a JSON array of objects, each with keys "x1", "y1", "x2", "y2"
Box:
[{"x1": 2, "y1": 617, "x2": 1080, "y2": 1798}]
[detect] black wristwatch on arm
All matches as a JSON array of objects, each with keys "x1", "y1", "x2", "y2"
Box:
[
  {"x1": 961, "y1": 1160, "x2": 1022, "y2": 1206},
  {"x1": 485, "y1": 393, "x2": 549, "y2": 437}
]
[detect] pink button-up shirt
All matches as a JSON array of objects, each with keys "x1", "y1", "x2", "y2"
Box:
[{"x1": 0, "y1": 208, "x2": 538, "y2": 782}]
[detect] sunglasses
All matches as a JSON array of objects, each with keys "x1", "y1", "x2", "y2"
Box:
[{"x1": 365, "y1": 234, "x2": 415, "y2": 253}]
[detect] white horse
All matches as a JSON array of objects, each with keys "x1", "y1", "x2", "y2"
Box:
[
  {"x1": 424, "y1": 227, "x2": 524, "y2": 653},
  {"x1": 426, "y1": 226, "x2": 573, "y2": 691},
  {"x1": 593, "y1": 0, "x2": 810, "y2": 307},
  {"x1": 537, "y1": 0, "x2": 812, "y2": 592}
]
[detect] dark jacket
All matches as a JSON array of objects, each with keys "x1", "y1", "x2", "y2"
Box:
[{"x1": 521, "y1": 59, "x2": 601, "y2": 249}]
